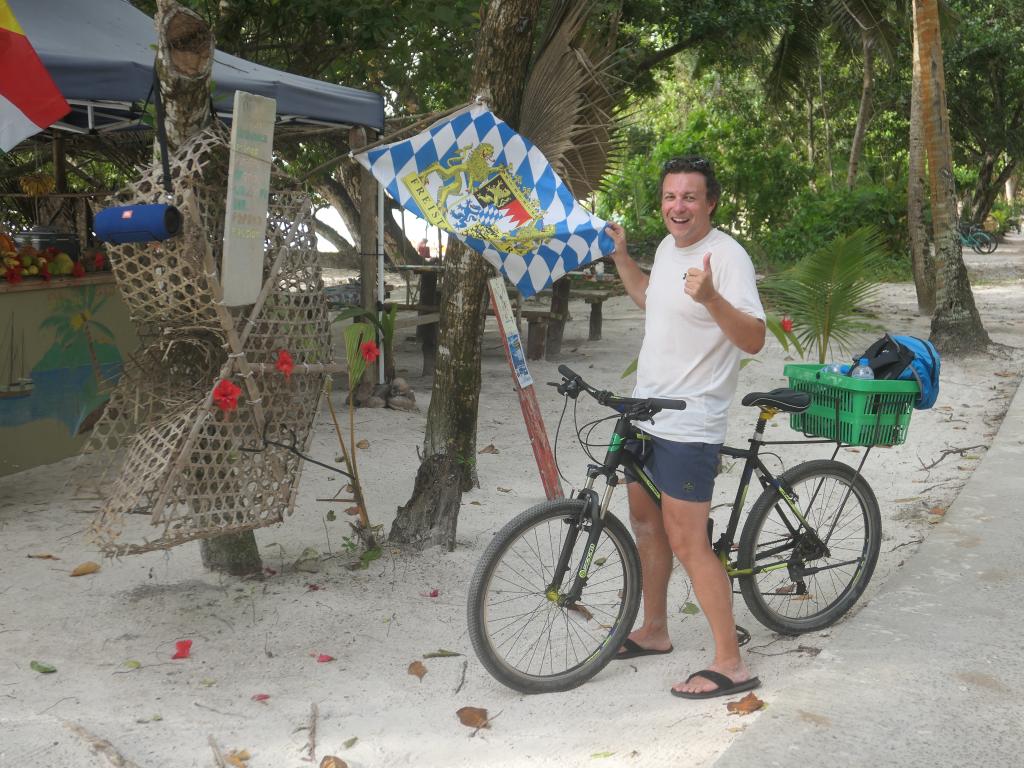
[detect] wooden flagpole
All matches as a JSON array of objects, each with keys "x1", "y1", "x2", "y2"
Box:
[{"x1": 487, "y1": 276, "x2": 563, "y2": 500}]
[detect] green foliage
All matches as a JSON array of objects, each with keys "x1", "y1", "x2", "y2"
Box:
[
  {"x1": 761, "y1": 226, "x2": 885, "y2": 364},
  {"x1": 758, "y1": 182, "x2": 910, "y2": 280},
  {"x1": 343, "y1": 322, "x2": 375, "y2": 391}
]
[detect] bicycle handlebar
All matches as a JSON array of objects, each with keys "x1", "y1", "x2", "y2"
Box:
[{"x1": 553, "y1": 365, "x2": 686, "y2": 417}]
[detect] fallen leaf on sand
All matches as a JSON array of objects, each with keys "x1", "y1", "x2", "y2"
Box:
[
  {"x1": 457, "y1": 706, "x2": 490, "y2": 729},
  {"x1": 251, "y1": 693, "x2": 270, "y2": 702},
  {"x1": 497, "y1": 487, "x2": 512, "y2": 493},
  {"x1": 344, "y1": 506, "x2": 362, "y2": 517},
  {"x1": 929, "y1": 506, "x2": 946, "y2": 516},
  {"x1": 70, "y1": 561, "x2": 100, "y2": 577},
  {"x1": 726, "y1": 692, "x2": 765, "y2": 715},
  {"x1": 226, "y1": 749, "x2": 251, "y2": 767},
  {"x1": 478, "y1": 443, "x2": 499, "y2": 454},
  {"x1": 320, "y1": 757, "x2": 348, "y2": 768},
  {"x1": 408, "y1": 660, "x2": 427, "y2": 680},
  {"x1": 30, "y1": 660, "x2": 56, "y2": 674},
  {"x1": 27, "y1": 553, "x2": 59, "y2": 560},
  {"x1": 356, "y1": 439, "x2": 370, "y2": 449}
]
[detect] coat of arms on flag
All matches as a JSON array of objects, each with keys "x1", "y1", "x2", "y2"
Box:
[{"x1": 354, "y1": 105, "x2": 615, "y2": 298}]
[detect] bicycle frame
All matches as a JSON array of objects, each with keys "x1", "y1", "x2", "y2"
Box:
[{"x1": 550, "y1": 405, "x2": 869, "y2": 605}]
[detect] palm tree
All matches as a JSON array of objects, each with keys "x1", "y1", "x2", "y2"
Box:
[
  {"x1": 40, "y1": 286, "x2": 115, "y2": 387},
  {"x1": 765, "y1": 0, "x2": 901, "y2": 188},
  {"x1": 912, "y1": 0, "x2": 988, "y2": 352}
]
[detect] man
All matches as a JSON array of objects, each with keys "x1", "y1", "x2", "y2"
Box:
[{"x1": 605, "y1": 156, "x2": 766, "y2": 699}]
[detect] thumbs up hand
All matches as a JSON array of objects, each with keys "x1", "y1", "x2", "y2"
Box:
[{"x1": 684, "y1": 252, "x2": 718, "y2": 305}]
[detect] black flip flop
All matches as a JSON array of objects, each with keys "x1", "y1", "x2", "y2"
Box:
[
  {"x1": 670, "y1": 669, "x2": 761, "y2": 700},
  {"x1": 614, "y1": 638, "x2": 674, "y2": 660}
]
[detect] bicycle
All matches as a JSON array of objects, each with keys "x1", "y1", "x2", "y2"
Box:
[
  {"x1": 467, "y1": 365, "x2": 883, "y2": 694},
  {"x1": 959, "y1": 224, "x2": 997, "y2": 255}
]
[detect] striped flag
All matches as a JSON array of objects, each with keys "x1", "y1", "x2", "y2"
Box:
[
  {"x1": 0, "y1": 0, "x2": 70, "y2": 152},
  {"x1": 355, "y1": 105, "x2": 614, "y2": 298}
]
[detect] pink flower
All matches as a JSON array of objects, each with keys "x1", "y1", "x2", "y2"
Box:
[
  {"x1": 781, "y1": 315, "x2": 794, "y2": 333},
  {"x1": 212, "y1": 379, "x2": 242, "y2": 413},
  {"x1": 275, "y1": 349, "x2": 294, "y2": 381},
  {"x1": 316, "y1": 654, "x2": 335, "y2": 663},
  {"x1": 359, "y1": 340, "x2": 380, "y2": 363},
  {"x1": 251, "y1": 693, "x2": 270, "y2": 702}
]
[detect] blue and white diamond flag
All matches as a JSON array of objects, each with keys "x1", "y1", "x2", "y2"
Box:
[{"x1": 354, "y1": 105, "x2": 615, "y2": 298}]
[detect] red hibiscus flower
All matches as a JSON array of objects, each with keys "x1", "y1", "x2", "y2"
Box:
[
  {"x1": 4, "y1": 266, "x2": 22, "y2": 285},
  {"x1": 359, "y1": 340, "x2": 380, "y2": 363},
  {"x1": 93, "y1": 251, "x2": 106, "y2": 271},
  {"x1": 780, "y1": 315, "x2": 794, "y2": 333},
  {"x1": 212, "y1": 379, "x2": 242, "y2": 413},
  {"x1": 71, "y1": 260, "x2": 86, "y2": 278},
  {"x1": 275, "y1": 349, "x2": 294, "y2": 381}
]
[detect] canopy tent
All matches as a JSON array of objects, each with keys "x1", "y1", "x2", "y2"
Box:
[{"x1": 8, "y1": 0, "x2": 385, "y2": 134}]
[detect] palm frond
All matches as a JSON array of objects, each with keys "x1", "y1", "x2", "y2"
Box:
[
  {"x1": 519, "y1": 1, "x2": 626, "y2": 198},
  {"x1": 762, "y1": 226, "x2": 886, "y2": 363},
  {"x1": 764, "y1": 14, "x2": 821, "y2": 106}
]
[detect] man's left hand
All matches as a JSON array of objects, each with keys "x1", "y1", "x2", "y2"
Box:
[{"x1": 684, "y1": 252, "x2": 718, "y2": 305}]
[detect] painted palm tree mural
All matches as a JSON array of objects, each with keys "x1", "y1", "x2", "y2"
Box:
[
  {"x1": 0, "y1": 286, "x2": 125, "y2": 436},
  {"x1": 27, "y1": 285, "x2": 125, "y2": 434}
]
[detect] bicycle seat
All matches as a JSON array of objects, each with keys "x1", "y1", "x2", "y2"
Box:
[{"x1": 741, "y1": 388, "x2": 810, "y2": 413}]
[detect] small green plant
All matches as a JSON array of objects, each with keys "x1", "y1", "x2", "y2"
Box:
[{"x1": 762, "y1": 226, "x2": 885, "y2": 364}]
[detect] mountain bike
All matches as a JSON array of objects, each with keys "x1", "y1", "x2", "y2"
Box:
[
  {"x1": 467, "y1": 365, "x2": 882, "y2": 694},
  {"x1": 959, "y1": 224, "x2": 997, "y2": 254}
]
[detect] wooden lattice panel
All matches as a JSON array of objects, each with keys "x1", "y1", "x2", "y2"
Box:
[{"x1": 87, "y1": 124, "x2": 329, "y2": 556}]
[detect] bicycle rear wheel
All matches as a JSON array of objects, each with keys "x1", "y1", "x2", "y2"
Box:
[
  {"x1": 737, "y1": 460, "x2": 881, "y2": 635},
  {"x1": 976, "y1": 231, "x2": 997, "y2": 254},
  {"x1": 467, "y1": 499, "x2": 641, "y2": 693}
]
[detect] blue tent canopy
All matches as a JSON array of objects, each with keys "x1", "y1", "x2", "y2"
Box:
[{"x1": 10, "y1": 0, "x2": 385, "y2": 134}]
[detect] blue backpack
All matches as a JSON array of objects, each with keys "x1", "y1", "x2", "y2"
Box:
[{"x1": 856, "y1": 333, "x2": 941, "y2": 410}]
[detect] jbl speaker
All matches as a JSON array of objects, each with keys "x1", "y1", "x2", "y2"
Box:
[{"x1": 94, "y1": 204, "x2": 182, "y2": 244}]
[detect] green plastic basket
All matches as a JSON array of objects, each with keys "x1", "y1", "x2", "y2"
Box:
[{"x1": 784, "y1": 363, "x2": 919, "y2": 446}]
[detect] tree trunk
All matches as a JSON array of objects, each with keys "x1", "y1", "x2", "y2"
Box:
[
  {"x1": 914, "y1": 0, "x2": 990, "y2": 354},
  {"x1": 908, "y1": 26, "x2": 935, "y2": 315},
  {"x1": 969, "y1": 156, "x2": 1018, "y2": 227},
  {"x1": 847, "y1": 31, "x2": 874, "y2": 190},
  {"x1": 155, "y1": 0, "x2": 213, "y2": 152},
  {"x1": 390, "y1": 0, "x2": 541, "y2": 550},
  {"x1": 313, "y1": 218, "x2": 359, "y2": 267},
  {"x1": 154, "y1": 1, "x2": 260, "y2": 574},
  {"x1": 331, "y1": 159, "x2": 422, "y2": 266}
]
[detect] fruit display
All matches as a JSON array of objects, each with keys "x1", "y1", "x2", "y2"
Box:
[{"x1": 1, "y1": 232, "x2": 109, "y2": 285}]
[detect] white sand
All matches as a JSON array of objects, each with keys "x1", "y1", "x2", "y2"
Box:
[{"x1": 2, "y1": 239, "x2": 1022, "y2": 767}]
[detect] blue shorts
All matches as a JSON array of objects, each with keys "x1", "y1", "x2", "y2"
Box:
[{"x1": 622, "y1": 431, "x2": 721, "y2": 503}]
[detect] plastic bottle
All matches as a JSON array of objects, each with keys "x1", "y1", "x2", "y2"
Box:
[
  {"x1": 821, "y1": 362, "x2": 844, "y2": 375},
  {"x1": 850, "y1": 357, "x2": 875, "y2": 380}
]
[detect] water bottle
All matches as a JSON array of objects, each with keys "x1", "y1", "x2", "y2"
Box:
[
  {"x1": 850, "y1": 357, "x2": 875, "y2": 380},
  {"x1": 820, "y1": 362, "x2": 844, "y2": 375}
]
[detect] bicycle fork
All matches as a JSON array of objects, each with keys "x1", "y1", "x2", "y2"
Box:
[{"x1": 547, "y1": 478, "x2": 616, "y2": 607}]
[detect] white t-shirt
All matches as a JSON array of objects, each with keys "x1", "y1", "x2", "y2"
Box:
[{"x1": 633, "y1": 229, "x2": 765, "y2": 443}]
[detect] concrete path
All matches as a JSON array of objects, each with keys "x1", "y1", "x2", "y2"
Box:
[{"x1": 716, "y1": 361, "x2": 1024, "y2": 765}]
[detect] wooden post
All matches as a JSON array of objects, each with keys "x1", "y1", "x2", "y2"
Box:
[
  {"x1": 349, "y1": 125, "x2": 379, "y2": 383},
  {"x1": 545, "y1": 276, "x2": 571, "y2": 359},
  {"x1": 587, "y1": 299, "x2": 603, "y2": 341},
  {"x1": 488, "y1": 277, "x2": 563, "y2": 500}
]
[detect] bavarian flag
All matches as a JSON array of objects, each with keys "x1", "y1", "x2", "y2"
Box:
[
  {"x1": 355, "y1": 105, "x2": 615, "y2": 298},
  {"x1": 0, "y1": 0, "x2": 70, "y2": 152}
]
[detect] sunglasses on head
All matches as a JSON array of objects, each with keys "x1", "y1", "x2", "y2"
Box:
[{"x1": 663, "y1": 157, "x2": 711, "y2": 172}]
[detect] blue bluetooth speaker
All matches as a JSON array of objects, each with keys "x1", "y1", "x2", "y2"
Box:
[{"x1": 94, "y1": 204, "x2": 182, "y2": 244}]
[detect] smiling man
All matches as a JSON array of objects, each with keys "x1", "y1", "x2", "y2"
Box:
[{"x1": 605, "y1": 156, "x2": 766, "y2": 700}]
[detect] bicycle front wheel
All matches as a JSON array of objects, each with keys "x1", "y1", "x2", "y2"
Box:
[
  {"x1": 467, "y1": 499, "x2": 641, "y2": 694},
  {"x1": 738, "y1": 460, "x2": 881, "y2": 635}
]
